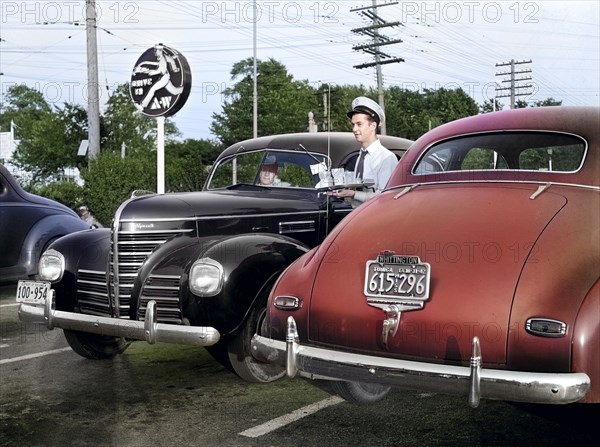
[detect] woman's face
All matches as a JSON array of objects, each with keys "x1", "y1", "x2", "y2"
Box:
[{"x1": 259, "y1": 164, "x2": 278, "y2": 185}]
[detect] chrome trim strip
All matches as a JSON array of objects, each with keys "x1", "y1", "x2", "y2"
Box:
[
  {"x1": 118, "y1": 210, "x2": 326, "y2": 223},
  {"x1": 279, "y1": 220, "x2": 316, "y2": 234},
  {"x1": 118, "y1": 230, "x2": 193, "y2": 234},
  {"x1": 78, "y1": 269, "x2": 106, "y2": 275},
  {"x1": 411, "y1": 129, "x2": 589, "y2": 176},
  {"x1": 388, "y1": 180, "x2": 600, "y2": 192}
]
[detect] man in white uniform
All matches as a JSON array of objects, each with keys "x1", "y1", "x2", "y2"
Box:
[{"x1": 335, "y1": 96, "x2": 398, "y2": 205}]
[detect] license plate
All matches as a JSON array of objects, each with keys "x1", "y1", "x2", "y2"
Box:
[
  {"x1": 364, "y1": 254, "x2": 431, "y2": 300},
  {"x1": 16, "y1": 280, "x2": 51, "y2": 304}
]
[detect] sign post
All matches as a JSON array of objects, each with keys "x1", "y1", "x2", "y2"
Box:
[{"x1": 129, "y1": 44, "x2": 192, "y2": 194}]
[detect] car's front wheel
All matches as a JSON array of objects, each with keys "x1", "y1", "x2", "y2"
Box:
[
  {"x1": 328, "y1": 381, "x2": 391, "y2": 405},
  {"x1": 227, "y1": 292, "x2": 286, "y2": 383},
  {"x1": 63, "y1": 330, "x2": 130, "y2": 359}
]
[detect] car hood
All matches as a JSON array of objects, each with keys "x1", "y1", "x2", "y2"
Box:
[
  {"x1": 308, "y1": 183, "x2": 567, "y2": 365},
  {"x1": 118, "y1": 189, "x2": 320, "y2": 221}
]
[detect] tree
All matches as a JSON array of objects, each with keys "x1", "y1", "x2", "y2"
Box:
[
  {"x1": 385, "y1": 87, "x2": 427, "y2": 139},
  {"x1": 81, "y1": 151, "x2": 156, "y2": 225},
  {"x1": 165, "y1": 138, "x2": 222, "y2": 191},
  {"x1": 385, "y1": 87, "x2": 478, "y2": 139},
  {"x1": 516, "y1": 97, "x2": 562, "y2": 109},
  {"x1": 423, "y1": 87, "x2": 479, "y2": 128},
  {"x1": 1, "y1": 85, "x2": 88, "y2": 183},
  {"x1": 211, "y1": 58, "x2": 319, "y2": 146},
  {"x1": 479, "y1": 99, "x2": 504, "y2": 114},
  {"x1": 534, "y1": 98, "x2": 562, "y2": 107},
  {"x1": 314, "y1": 83, "x2": 369, "y2": 132},
  {"x1": 0, "y1": 84, "x2": 52, "y2": 134},
  {"x1": 32, "y1": 181, "x2": 85, "y2": 210},
  {"x1": 102, "y1": 83, "x2": 180, "y2": 157}
]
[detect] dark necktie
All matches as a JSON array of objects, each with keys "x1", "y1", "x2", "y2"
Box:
[{"x1": 356, "y1": 149, "x2": 367, "y2": 180}]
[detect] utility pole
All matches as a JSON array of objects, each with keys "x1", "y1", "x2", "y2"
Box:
[
  {"x1": 495, "y1": 59, "x2": 533, "y2": 109},
  {"x1": 350, "y1": 1, "x2": 403, "y2": 135},
  {"x1": 252, "y1": 0, "x2": 258, "y2": 138},
  {"x1": 85, "y1": 0, "x2": 100, "y2": 159}
]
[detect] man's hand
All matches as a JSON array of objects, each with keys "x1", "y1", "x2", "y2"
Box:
[{"x1": 328, "y1": 189, "x2": 355, "y2": 198}]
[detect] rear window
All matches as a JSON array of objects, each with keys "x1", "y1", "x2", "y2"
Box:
[{"x1": 414, "y1": 132, "x2": 586, "y2": 175}]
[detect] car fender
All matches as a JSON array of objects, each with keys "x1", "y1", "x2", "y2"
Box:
[
  {"x1": 572, "y1": 279, "x2": 600, "y2": 403},
  {"x1": 46, "y1": 228, "x2": 111, "y2": 311},
  {"x1": 17, "y1": 214, "x2": 91, "y2": 278},
  {"x1": 203, "y1": 233, "x2": 309, "y2": 336},
  {"x1": 130, "y1": 233, "x2": 308, "y2": 336}
]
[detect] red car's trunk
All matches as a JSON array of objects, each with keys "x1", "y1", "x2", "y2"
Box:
[{"x1": 308, "y1": 184, "x2": 566, "y2": 366}]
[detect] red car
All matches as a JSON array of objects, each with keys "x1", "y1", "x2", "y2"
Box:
[{"x1": 252, "y1": 106, "x2": 599, "y2": 407}]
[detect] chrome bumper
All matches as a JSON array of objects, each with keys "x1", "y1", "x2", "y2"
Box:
[
  {"x1": 251, "y1": 317, "x2": 590, "y2": 407},
  {"x1": 18, "y1": 290, "x2": 220, "y2": 347}
]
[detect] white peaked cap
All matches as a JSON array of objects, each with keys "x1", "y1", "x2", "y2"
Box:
[{"x1": 347, "y1": 96, "x2": 385, "y2": 127}]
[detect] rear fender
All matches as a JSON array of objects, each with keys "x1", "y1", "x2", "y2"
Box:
[{"x1": 572, "y1": 279, "x2": 600, "y2": 403}]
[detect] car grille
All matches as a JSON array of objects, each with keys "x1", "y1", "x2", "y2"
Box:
[
  {"x1": 77, "y1": 269, "x2": 110, "y2": 316},
  {"x1": 77, "y1": 227, "x2": 192, "y2": 324}
]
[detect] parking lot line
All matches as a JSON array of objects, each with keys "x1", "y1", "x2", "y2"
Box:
[
  {"x1": 238, "y1": 395, "x2": 344, "y2": 438},
  {"x1": 0, "y1": 303, "x2": 19, "y2": 308},
  {"x1": 0, "y1": 347, "x2": 72, "y2": 365}
]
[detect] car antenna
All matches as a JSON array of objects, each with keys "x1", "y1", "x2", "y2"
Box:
[{"x1": 298, "y1": 144, "x2": 330, "y2": 170}]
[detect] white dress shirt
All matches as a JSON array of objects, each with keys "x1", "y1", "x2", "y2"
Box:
[{"x1": 353, "y1": 139, "x2": 398, "y2": 203}]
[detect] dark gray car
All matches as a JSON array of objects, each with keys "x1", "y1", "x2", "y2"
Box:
[{"x1": 0, "y1": 164, "x2": 91, "y2": 284}]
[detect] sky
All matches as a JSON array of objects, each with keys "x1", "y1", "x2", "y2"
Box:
[{"x1": 1, "y1": 0, "x2": 599, "y2": 141}]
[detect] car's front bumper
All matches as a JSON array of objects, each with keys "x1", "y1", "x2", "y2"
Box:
[
  {"x1": 18, "y1": 290, "x2": 220, "y2": 347},
  {"x1": 251, "y1": 317, "x2": 590, "y2": 407}
]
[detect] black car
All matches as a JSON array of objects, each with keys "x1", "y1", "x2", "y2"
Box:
[
  {"x1": 0, "y1": 164, "x2": 91, "y2": 284},
  {"x1": 17, "y1": 132, "x2": 413, "y2": 382}
]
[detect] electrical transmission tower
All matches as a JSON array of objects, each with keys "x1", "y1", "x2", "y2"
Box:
[
  {"x1": 495, "y1": 59, "x2": 533, "y2": 109},
  {"x1": 351, "y1": 1, "x2": 404, "y2": 135}
]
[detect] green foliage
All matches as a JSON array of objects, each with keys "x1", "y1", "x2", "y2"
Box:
[
  {"x1": 0, "y1": 84, "x2": 52, "y2": 134},
  {"x1": 207, "y1": 152, "x2": 263, "y2": 188},
  {"x1": 102, "y1": 83, "x2": 180, "y2": 157},
  {"x1": 315, "y1": 84, "x2": 369, "y2": 132},
  {"x1": 165, "y1": 138, "x2": 223, "y2": 191},
  {"x1": 279, "y1": 164, "x2": 313, "y2": 187},
  {"x1": 80, "y1": 152, "x2": 156, "y2": 225},
  {"x1": 479, "y1": 99, "x2": 504, "y2": 114},
  {"x1": 31, "y1": 181, "x2": 85, "y2": 209},
  {"x1": 1, "y1": 85, "x2": 87, "y2": 181},
  {"x1": 211, "y1": 58, "x2": 319, "y2": 146},
  {"x1": 533, "y1": 98, "x2": 562, "y2": 107}
]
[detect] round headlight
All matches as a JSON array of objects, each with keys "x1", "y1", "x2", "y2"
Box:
[
  {"x1": 189, "y1": 258, "x2": 224, "y2": 297},
  {"x1": 38, "y1": 249, "x2": 65, "y2": 282}
]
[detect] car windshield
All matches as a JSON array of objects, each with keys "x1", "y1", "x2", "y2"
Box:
[
  {"x1": 206, "y1": 150, "x2": 329, "y2": 190},
  {"x1": 414, "y1": 132, "x2": 586, "y2": 175}
]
